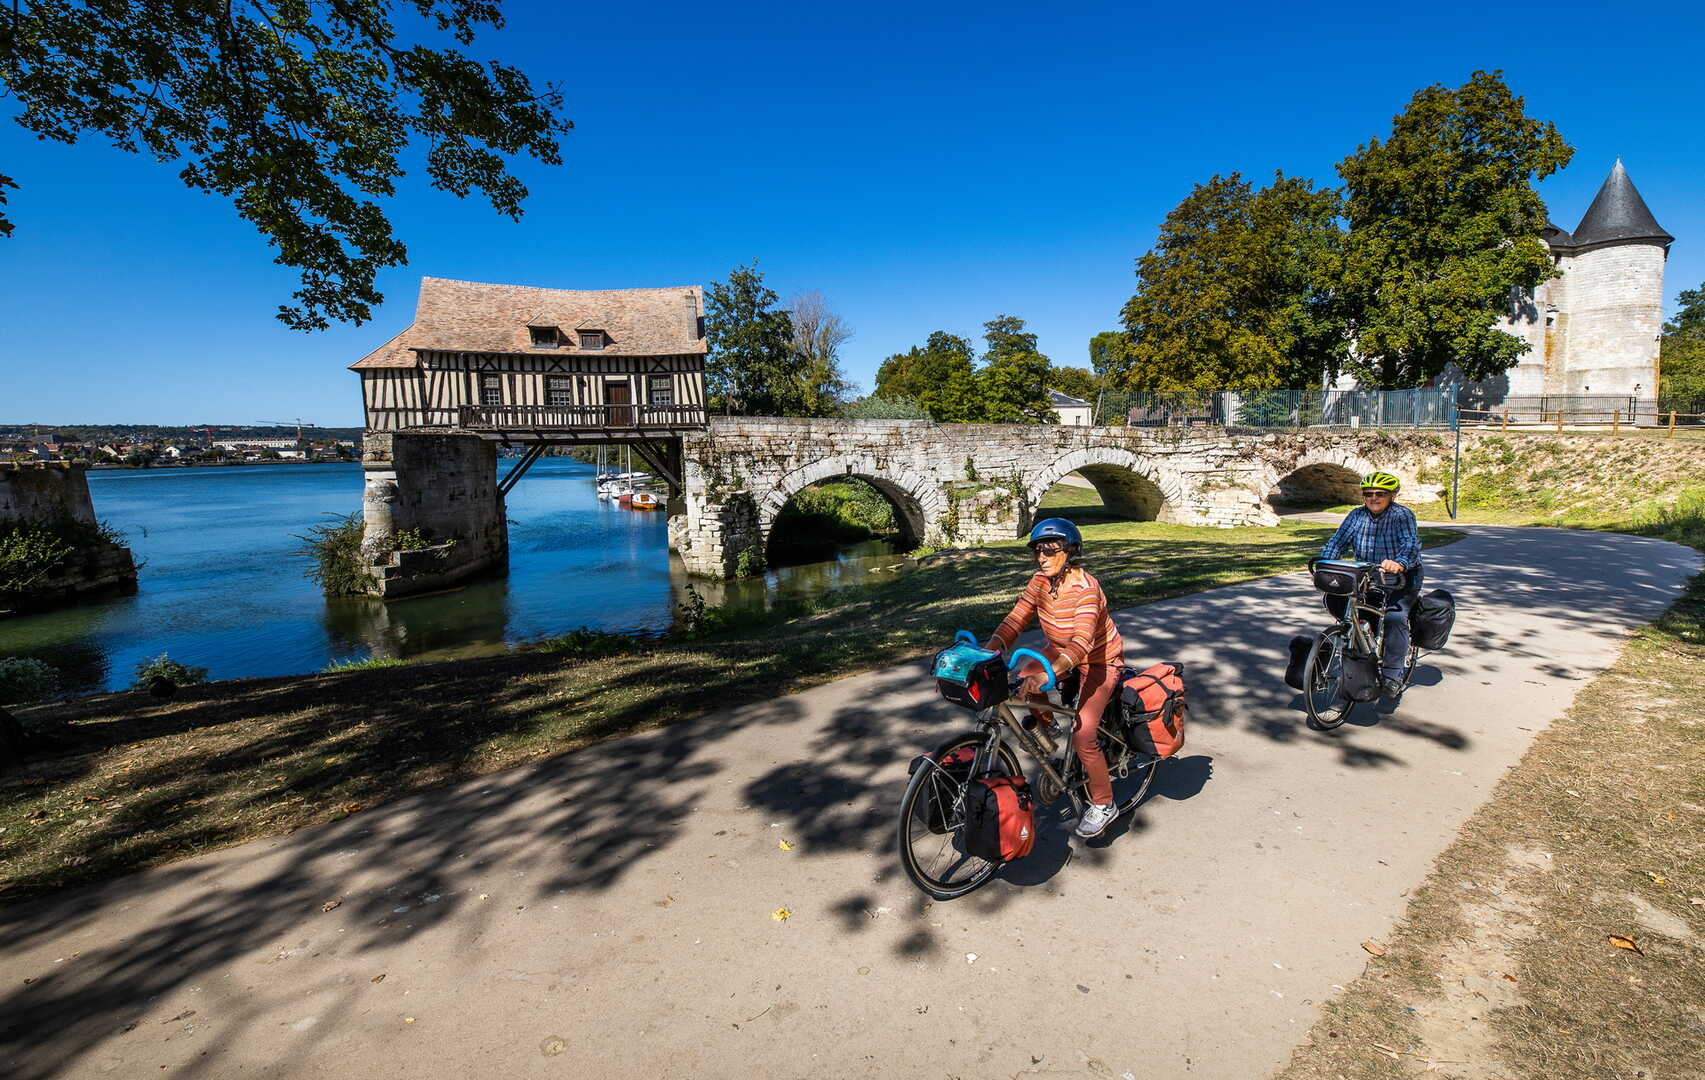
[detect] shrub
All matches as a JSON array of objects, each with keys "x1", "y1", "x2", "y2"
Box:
[
  {"x1": 734, "y1": 543, "x2": 767, "y2": 578},
  {"x1": 321, "y1": 656, "x2": 404, "y2": 673},
  {"x1": 296, "y1": 512, "x2": 374, "y2": 597},
  {"x1": 133, "y1": 653, "x2": 209, "y2": 689},
  {"x1": 535, "y1": 626, "x2": 636, "y2": 657},
  {"x1": 0, "y1": 517, "x2": 125, "y2": 594},
  {"x1": 0, "y1": 657, "x2": 58, "y2": 705},
  {"x1": 841, "y1": 395, "x2": 932, "y2": 420}
]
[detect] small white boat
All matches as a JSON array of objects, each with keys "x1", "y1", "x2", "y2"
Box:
[{"x1": 629, "y1": 491, "x2": 662, "y2": 511}]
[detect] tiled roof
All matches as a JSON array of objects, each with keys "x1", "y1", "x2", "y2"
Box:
[
  {"x1": 351, "y1": 277, "x2": 706, "y2": 370},
  {"x1": 1048, "y1": 389, "x2": 1093, "y2": 408},
  {"x1": 1562, "y1": 160, "x2": 1672, "y2": 248}
]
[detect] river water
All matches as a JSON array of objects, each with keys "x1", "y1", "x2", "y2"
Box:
[{"x1": 0, "y1": 459, "x2": 911, "y2": 694}]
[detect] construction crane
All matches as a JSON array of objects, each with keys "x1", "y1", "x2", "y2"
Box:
[
  {"x1": 201, "y1": 425, "x2": 238, "y2": 446},
  {"x1": 256, "y1": 418, "x2": 315, "y2": 442}
]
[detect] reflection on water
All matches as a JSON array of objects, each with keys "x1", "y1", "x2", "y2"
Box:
[
  {"x1": 690, "y1": 540, "x2": 913, "y2": 610},
  {"x1": 0, "y1": 459, "x2": 921, "y2": 693}
]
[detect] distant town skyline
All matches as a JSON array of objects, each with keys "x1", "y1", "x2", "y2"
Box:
[{"x1": 3, "y1": 1, "x2": 1700, "y2": 425}]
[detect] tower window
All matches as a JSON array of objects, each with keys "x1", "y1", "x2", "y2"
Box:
[
  {"x1": 528, "y1": 326, "x2": 560, "y2": 348},
  {"x1": 579, "y1": 330, "x2": 606, "y2": 350}
]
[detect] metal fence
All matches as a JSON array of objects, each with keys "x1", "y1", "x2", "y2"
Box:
[
  {"x1": 1097, "y1": 389, "x2": 1457, "y2": 429},
  {"x1": 1459, "y1": 396, "x2": 1705, "y2": 427}
]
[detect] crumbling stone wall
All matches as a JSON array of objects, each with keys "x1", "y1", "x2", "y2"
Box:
[
  {"x1": 671, "y1": 420, "x2": 1451, "y2": 577},
  {"x1": 360, "y1": 432, "x2": 508, "y2": 598},
  {"x1": 1, "y1": 464, "x2": 138, "y2": 615}
]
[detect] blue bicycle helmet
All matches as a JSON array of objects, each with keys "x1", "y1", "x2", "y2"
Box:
[{"x1": 1027, "y1": 517, "x2": 1082, "y2": 548}]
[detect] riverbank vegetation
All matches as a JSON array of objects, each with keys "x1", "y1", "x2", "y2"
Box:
[
  {"x1": 295, "y1": 512, "x2": 372, "y2": 597},
  {"x1": 0, "y1": 518, "x2": 128, "y2": 608},
  {"x1": 1279, "y1": 498, "x2": 1705, "y2": 1080},
  {"x1": 0, "y1": 517, "x2": 1462, "y2": 903}
]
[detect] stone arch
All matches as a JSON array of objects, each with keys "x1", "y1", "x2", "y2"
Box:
[
  {"x1": 1268, "y1": 447, "x2": 1398, "y2": 511},
  {"x1": 1022, "y1": 448, "x2": 1189, "y2": 532},
  {"x1": 1265, "y1": 449, "x2": 1377, "y2": 510},
  {"x1": 757, "y1": 455, "x2": 942, "y2": 551}
]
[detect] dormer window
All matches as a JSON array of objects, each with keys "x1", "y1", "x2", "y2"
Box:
[
  {"x1": 579, "y1": 330, "x2": 606, "y2": 350},
  {"x1": 528, "y1": 325, "x2": 560, "y2": 348}
]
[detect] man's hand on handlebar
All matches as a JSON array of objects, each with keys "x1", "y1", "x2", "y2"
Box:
[{"x1": 1379, "y1": 559, "x2": 1405, "y2": 575}]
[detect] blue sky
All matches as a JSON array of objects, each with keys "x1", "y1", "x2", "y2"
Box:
[{"x1": 2, "y1": 1, "x2": 1700, "y2": 427}]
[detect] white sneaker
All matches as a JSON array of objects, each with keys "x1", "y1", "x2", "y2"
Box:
[{"x1": 1074, "y1": 801, "x2": 1117, "y2": 838}]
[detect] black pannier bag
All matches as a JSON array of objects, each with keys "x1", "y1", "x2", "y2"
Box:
[
  {"x1": 1283, "y1": 635, "x2": 1314, "y2": 691},
  {"x1": 1340, "y1": 653, "x2": 1382, "y2": 702},
  {"x1": 932, "y1": 644, "x2": 1009, "y2": 709},
  {"x1": 1411, "y1": 588, "x2": 1457, "y2": 651},
  {"x1": 1312, "y1": 560, "x2": 1366, "y2": 596}
]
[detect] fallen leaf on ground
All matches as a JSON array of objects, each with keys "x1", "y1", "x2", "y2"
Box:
[
  {"x1": 340, "y1": 803, "x2": 363, "y2": 814},
  {"x1": 1371, "y1": 1043, "x2": 1401, "y2": 1060},
  {"x1": 1361, "y1": 941, "x2": 1387, "y2": 957},
  {"x1": 1645, "y1": 872, "x2": 1667, "y2": 885},
  {"x1": 1502, "y1": 973, "x2": 1518, "y2": 982},
  {"x1": 771, "y1": 908, "x2": 791, "y2": 921},
  {"x1": 778, "y1": 840, "x2": 794, "y2": 851},
  {"x1": 403, "y1": 1017, "x2": 416, "y2": 1023},
  {"x1": 320, "y1": 900, "x2": 342, "y2": 912},
  {"x1": 1607, "y1": 934, "x2": 1643, "y2": 954},
  {"x1": 371, "y1": 974, "x2": 386, "y2": 984},
  {"x1": 1689, "y1": 898, "x2": 1704, "y2": 906}
]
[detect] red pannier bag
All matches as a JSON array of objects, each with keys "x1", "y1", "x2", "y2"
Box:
[
  {"x1": 962, "y1": 775, "x2": 1036, "y2": 863},
  {"x1": 1119, "y1": 661, "x2": 1187, "y2": 758}
]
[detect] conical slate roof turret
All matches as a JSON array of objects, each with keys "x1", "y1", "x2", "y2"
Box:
[{"x1": 1566, "y1": 159, "x2": 1672, "y2": 248}]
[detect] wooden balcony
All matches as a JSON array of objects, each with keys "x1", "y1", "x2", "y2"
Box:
[{"x1": 458, "y1": 403, "x2": 706, "y2": 430}]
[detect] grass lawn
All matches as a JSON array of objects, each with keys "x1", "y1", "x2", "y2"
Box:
[
  {"x1": 1278, "y1": 500, "x2": 1705, "y2": 1079},
  {"x1": 1, "y1": 509, "x2": 1461, "y2": 904}
]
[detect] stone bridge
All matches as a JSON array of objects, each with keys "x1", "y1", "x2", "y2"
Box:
[{"x1": 668, "y1": 419, "x2": 1452, "y2": 577}]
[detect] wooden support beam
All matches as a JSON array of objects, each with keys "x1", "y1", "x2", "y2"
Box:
[
  {"x1": 497, "y1": 443, "x2": 546, "y2": 498},
  {"x1": 628, "y1": 439, "x2": 684, "y2": 497}
]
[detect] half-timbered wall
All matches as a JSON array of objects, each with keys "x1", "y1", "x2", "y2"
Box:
[{"x1": 362, "y1": 351, "x2": 707, "y2": 430}]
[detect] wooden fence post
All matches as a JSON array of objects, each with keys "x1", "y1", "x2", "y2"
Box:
[
  {"x1": 1669, "y1": 410, "x2": 1677, "y2": 439},
  {"x1": 1502, "y1": 409, "x2": 1509, "y2": 431},
  {"x1": 1556, "y1": 410, "x2": 1564, "y2": 435},
  {"x1": 1613, "y1": 409, "x2": 1620, "y2": 434}
]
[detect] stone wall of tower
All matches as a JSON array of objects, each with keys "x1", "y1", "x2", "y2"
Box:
[{"x1": 1554, "y1": 242, "x2": 1667, "y2": 396}]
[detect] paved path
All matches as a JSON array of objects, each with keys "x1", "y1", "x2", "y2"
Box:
[{"x1": 2, "y1": 526, "x2": 1697, "y2": 1079}]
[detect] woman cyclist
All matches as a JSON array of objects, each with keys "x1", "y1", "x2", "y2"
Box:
[{"x1": 984, "y1": 517, "x2": 1127, "y2": 839}]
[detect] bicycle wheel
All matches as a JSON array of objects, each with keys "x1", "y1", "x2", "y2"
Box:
[
  {"x1": 897, "y1": 733, "x2": 1023, "y2": 901},
  {"x1": 1303, "y1": 628, "x2": 1356, "y2": 730}
]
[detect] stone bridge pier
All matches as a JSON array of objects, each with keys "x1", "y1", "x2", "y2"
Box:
[{"x1": 668, "y1": 419, "x2": 1451, "y2": 578}]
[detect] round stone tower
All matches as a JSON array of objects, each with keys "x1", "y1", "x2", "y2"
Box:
[{"x1": 1549, "y1": 160, "x2": 1673, "y2": 397}]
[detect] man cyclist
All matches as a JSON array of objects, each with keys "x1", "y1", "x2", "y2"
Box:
[{"x1": 1317, "y1": 471, "x2": 1422, "y2": 697}]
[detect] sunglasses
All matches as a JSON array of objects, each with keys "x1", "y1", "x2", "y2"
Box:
[
  {"x1": 1033, "y1": 541, "x2": 1069, "y2": 556},
  {"x1": 1361, "y1": 489, "x2": 1392, "y2": 498}
]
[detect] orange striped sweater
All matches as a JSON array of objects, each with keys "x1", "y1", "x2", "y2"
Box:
[{"x1": 986, "y1": 569, "x2": 1125, "y2": 670}]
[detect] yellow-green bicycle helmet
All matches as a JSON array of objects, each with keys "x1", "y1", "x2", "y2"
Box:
[{"x1": 1360, "y1": 471, "x2": 1401, "y2": 493}]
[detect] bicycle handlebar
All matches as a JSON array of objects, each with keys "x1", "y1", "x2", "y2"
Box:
[
  {"x1": 954, "y1": 629, "x2": 978, "y2": 647},
  {"x1": 1006, "y1": 648, "x2": 1055, "y2": 691}
]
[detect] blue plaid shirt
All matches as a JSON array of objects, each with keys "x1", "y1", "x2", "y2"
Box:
[{"x1": 1319, "y1": 504, "x2": 1421, "y2": 568}]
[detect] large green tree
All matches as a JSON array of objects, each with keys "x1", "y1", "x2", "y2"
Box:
[
  {"x1": 1660, "y1": 281, "x2": 1705, "y2": 404},
  {"x1": 1087, "y1": 330, "x2": 1134, "y2": 384},
  {"x1": 1118, "y1": 172, "x2": 1346, "y2": 391},
  {"x1": 1336, "y1": 70, "x2": 1573, "y2": 387},
  {"x1": 787, "y1": 291, "x2": 854, "y2": 418},
  {"x1": 704, "y1": 262, "x2": 803, "y2": 416},
  {"x1": 0, "y1": 0, "x2": 571, "y2": 329},
  {"x1": 874, "y1": 331, "x2": 980, "y2": 422},
  {"x1": 978, "y1": 315, "x2": 1055, "y2": 424}
]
